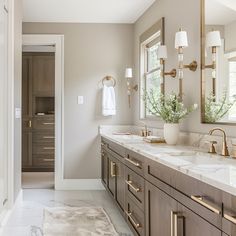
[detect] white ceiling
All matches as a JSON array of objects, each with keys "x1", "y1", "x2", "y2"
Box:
[
  {"x1": 23, "y1": 0, "x2": 156, "y2": 23},
  {"x1": 206, "y1": 0, "x2": 236, "y2": 25}
]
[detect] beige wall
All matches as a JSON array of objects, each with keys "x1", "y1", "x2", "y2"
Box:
[
  {"x1": 13, "y1": 0, "x2": 22, "y2": 200},
  {"x1": 23, "y1": 23, "x2": 134, "y2": 179},
  {"x1": 133, "y1": 0, "x2": 236, "y2": 137}
]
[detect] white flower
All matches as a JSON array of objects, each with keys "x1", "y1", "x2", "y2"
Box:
[{"x1": 193, "y1": 104, "x2": 198, "y2": 109}]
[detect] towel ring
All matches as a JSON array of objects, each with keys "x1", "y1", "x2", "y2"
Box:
[{"x1": 102, "y1": 76, "x2": 116, "y2": 87}]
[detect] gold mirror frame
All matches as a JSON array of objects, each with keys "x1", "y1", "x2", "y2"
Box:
[{"x1": 200, "y1": 0, "x2": 236, "y2": 125}]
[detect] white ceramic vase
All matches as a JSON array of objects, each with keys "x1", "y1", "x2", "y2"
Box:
[{"x1": 163, "y1": 123, "x2": 179, "y2": 145}]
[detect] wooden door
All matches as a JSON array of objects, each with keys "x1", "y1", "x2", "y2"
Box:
[
  {"x1": 22, "y1": 55, "x2": 33, "y2": 170},
  {"x1": 107, "y1": 154, "x2": 116, "y2": 197},
  {"x1": 177, "y1": 203, "x2": 222, "y2": 236},
  {"x1": 32, "y1": 53, "x2": 55, "y2": 96},
  {"x1": 101, "y1": 149, "x2": 108, "y2": 186},
  {"x1": 145, "y1": 181, "x2": 178, "y2": 236},
  {"x1": 116, "y1": 160, "x2": 125, "y2": 211}
]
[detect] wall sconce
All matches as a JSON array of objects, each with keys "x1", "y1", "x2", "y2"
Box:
[
  {"x1": 175, "y1": 29, "x2": 198, "y2": 99},
  {"x1": 205, "y1": 30, "x2": 221, "y2": 96},
  {"x1": 157, "y1": 45, "x2": 177, "y2": 79},
  {"x1": 125, "y1": 68, "x2": 138, "y2": 108}
]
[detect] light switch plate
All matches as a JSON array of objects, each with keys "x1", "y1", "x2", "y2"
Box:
[
  {"x1": 15, "y1": 108, "x2": 21, "y2": 119},
  {"x1": 77, "y1": 96, "x2": 84, "y2": 105}
]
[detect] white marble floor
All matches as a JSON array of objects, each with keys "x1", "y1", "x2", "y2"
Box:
[{"x1": 2, "y1": 189, "x2": 133, "y2": 236}]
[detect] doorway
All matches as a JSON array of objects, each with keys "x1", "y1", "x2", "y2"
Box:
[
  {"x1": 22, "y1": 35, "x2": 64, "y2": 190},
  {"x1": 22, "y1": 48, "x2": 55, "y2": 189}
]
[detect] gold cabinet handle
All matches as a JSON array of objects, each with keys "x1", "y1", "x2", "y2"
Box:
[
  {"x1": 110, "y1": 161, "x2": 116, "y2": 177},
  {"x1": 125, "y1": 211, "x2": 141, "y2": 229},
  {"x1": 171, "y1": 211, "x2": 178, "y2": 236},
  {"x1": 43, "y1": 159, "x2": 54, "y2": 162},
  {"x1": 28, "y1": 120, "x2": 32, "y2": 128},
  {"x1": 224, "y1": 213, "x2": 236, "y2": 224},
  {"x1": 191, "y1": 195, "x2": 221, "y2": 214},
  {"x1": 43, "y1": 147, "x2": 55, "y2": 150},
  {"x1": 43, "y1": 136, "x2": 55, "y2": 139},
  {"x1": 125, "y1": 180, "x2": 141, "y2": 192},
  {"x1": 125, "y1": 157, "x2": 141, "y2": 168},
  {"x1": 43, "y1": 122, "x2": 54, "y2": 125}
]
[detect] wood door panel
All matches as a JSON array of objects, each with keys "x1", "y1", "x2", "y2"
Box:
[
  {"x1": 116, "y1": 160, "x2": 125, "y2": 211},
  {"x1": 145, "y1": 181, "x2": 178, "y2": 236},
  {"x1": 32, "y1": 54, "x2": 55, "y2": 96}
]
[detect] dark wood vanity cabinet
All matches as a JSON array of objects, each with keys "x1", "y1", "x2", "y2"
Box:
[
  {"x1": 101, "y1": 137, "x2": 235, "y2": 236},
  {"x1": 22, "y1": 52, "x2": 55, "y2": 172}
]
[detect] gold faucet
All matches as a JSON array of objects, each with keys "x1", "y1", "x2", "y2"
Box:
[
  {"x1": 140, "y1": 123, "x2": 150, "y2": 137},
  {"x1": 209, "y1": 128, "x2": 230, "y2": 157}
]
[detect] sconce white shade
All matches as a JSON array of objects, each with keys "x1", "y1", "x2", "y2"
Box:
[
  {"x1": 175, "y1": 30, "x2": 188, "y2": 49},
  {"x1": 206, "y1": 31, "x2": 221, "y2": 48},
  {"x1": 125, "y1": 68, "x2": 133, "y2": 78},
  {"x1": 157, "y1": 45, "x2": 168, "y2": 59}
]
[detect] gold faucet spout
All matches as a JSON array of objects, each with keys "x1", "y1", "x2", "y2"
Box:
[{"x1": 209, "y1": 128, "x2": 230, "y2": 157}]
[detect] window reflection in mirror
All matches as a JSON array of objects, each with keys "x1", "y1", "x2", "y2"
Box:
[
  {"x1": 202, "y1": 0, "x2": 236, "y2": 124},
  {"x1": 140, "y1": 18, "x2": 164, "y2": 119}
]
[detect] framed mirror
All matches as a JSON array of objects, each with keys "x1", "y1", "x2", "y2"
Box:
[
  {"x1": 201, "y1": 0, "x2": 236, "y2": 124},
  {"x1": 139, "y1": 17, "x2": 165, "y2": 119}
]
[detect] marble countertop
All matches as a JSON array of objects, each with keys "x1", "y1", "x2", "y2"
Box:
[{"x1": 101, "y1": 133, "x2": 236, "y2": 196}]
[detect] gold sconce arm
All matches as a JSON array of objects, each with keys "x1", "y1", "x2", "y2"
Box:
[
  {"x1": 183, "y1": 60, "x2": 198, "y2": 71},
  {"x1": 164, "y1": 69, "x2": 177, "y2": 78}
]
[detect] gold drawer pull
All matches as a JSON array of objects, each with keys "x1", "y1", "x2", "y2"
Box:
[
  {"x1": 43, "y1": 122, "x2": 54, "y2": 125},
  {"x1": 43, "y1": 136, "x2": 55, "y2": 139},
  {"x1": 110, "y1": 162, "x2": 116, "y2": 177},
  {"x1": 43, "y1": 159, "x2": 54, "y2": 162},
  {"x1": 171, "y1": 211, "x2": 178, "y2": 236},
  {"x1": 191, "y1": 195, "x2": 220, "y2": 214},
  {"x1": 125, "y1": 180, "x2": 141, "y2": 192},
  {"x1": 224, "y1": 213, "x2": 236, "y2": 224},
  {"x1": 43, "y1": 147, "x2": 55, "y2": 150},
  {"x1": 125, "y1": 211, "x2": 141, "y2": 229},
  {"x1": 28, "y1": 120, "x2": 32, "y2": 128},
  {"x1": 125, "y1": 157, "x2": 141, "y2": 168}
]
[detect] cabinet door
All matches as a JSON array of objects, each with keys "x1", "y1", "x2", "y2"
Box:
[
  {"x1": 116, "y1": 160, "x2": 125, "y2": 211},
  {"x1": 107, "y1": 154, "x2": 116, "y2": 197},
  {"x1": 145, "y1": 181, "x2": 178, "y2": 236},
  {"x1": 101, "y1": 149, "x2": 108, "y2": 186},
  {"x1": 32, "y1": 54, "x2": 55, "y2": 96},
  {"x1": 22, "y1": 131, "x2": 32, "y2": 168},
  {"x1": 177, "y1": 203, "x2": 222, "y2": 236}
]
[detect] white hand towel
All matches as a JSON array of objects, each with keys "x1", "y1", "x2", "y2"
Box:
[{"x1": 102, "y1": 85, "x2": 116, "y2": 116}]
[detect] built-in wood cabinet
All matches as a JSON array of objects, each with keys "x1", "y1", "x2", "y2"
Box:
[
  {"x1": 101, "y1": 137, "x2": 236, "y2": 236},
  {"x1": 22, "y1": 52, "x2": 55, "y2": 172}
]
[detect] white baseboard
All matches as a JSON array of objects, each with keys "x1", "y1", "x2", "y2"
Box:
[{"x1": 55, "y1": 179, "x2": 105, "y2": 190}]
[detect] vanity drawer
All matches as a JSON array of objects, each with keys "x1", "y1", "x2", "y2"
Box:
[
  {"x1": 102, "y1": 137, "x2": 126, "y2": 158},
  {"x1": 125, "y1": 166, "x2": 145, "y2": 211},
  {"x1": 125, "y1": 150, "x2": 145, "y2": 176},
  {"x1": 33, "y1": 132, "x2": 55, "y2": 143},
  {"x1": 33, "y1": 144, "x2": 55, "y2": 155},
  {"x1": 33, "y1": 118, "x2": 55, "y2": 130},
  {"x1": 125, "y1": 197, "x2": 145, "y2": 236},
  {"x1": 174, "y1": 171, "x2": 222, "y2": 229},
  {"x1": 145, "y1": 158, "x2": 176, "y2": 191},
  {"x1": 33, "y1": 155, "x2": 54, "y2": 167},
  {"x1": 222, "y1": 192, "x2": 236, "y2": 236}
]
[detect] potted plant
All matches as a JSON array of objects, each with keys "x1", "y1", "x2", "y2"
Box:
[{"x1": 144, "y1": 91, "x2": 198, "y2": 145}]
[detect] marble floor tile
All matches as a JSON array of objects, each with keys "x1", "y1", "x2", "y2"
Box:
[{"x1": 1, "y1": 189, "x2": 133, "y2": 236}]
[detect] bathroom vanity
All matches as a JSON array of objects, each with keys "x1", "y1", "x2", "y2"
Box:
[{"x1": 101, "y1": 134, "x2": 236, "y2": 236}]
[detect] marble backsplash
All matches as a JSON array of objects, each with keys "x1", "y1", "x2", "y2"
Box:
[{"x1": 99, "y1": 125, "x2": 236, "y2": 156}]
